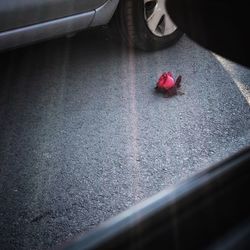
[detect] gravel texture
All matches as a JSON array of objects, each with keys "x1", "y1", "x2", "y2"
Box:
[{"x1": 0, "y1": 27, "x2": 250, "y2": 249}]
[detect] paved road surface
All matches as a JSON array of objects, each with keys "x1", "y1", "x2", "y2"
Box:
[{"x1": 0, "y1": 27, "x2": 250, "y2": 249}]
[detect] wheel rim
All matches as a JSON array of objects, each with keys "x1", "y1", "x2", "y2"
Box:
[{"x1": 144, "y1": 0, "x2": 177, "y2": 37}]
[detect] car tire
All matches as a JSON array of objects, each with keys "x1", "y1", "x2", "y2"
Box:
[{"x1": 114, "y1": 0, "x2": 183, "y2": 51}]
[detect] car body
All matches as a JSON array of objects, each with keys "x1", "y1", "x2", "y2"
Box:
[
  {"x1": 0, "y1": 0, "x2": 182, "y2": 52},
  {"x1": 0, "y1": 0, "x2": 120, "y2": 51}
]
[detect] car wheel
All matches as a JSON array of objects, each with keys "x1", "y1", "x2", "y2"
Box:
[{"x1": 114, "y1": 0, "x2": 183, "y2": 50}]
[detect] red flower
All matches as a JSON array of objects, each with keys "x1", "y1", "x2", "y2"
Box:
[{"x1": 156, "y1": 72, "x2": 175, "y2": 90}]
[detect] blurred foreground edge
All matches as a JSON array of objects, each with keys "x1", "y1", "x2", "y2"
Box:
[
  {"x1": 166, "y1": 0, "x2": 250, "y2": 68},
  {"x1": 62, "y1": 146, "x2": 250, "y2": 250}
]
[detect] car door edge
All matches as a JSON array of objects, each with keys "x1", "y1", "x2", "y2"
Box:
[{"x1": 90, "y1": 0, "x2": 120, "y2": 27}]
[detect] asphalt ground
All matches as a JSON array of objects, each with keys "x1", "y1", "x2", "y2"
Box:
[{"x1": 0, "y1": 26, "x2": 250, "y2": 249}]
